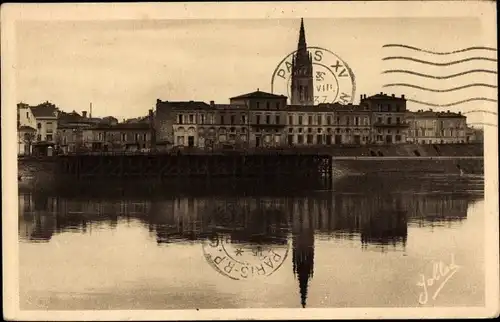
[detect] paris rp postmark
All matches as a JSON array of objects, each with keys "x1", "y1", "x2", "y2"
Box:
[
  {"x1": 202, "y1": 234, "x2": 290, "y2": 280},
  {"x1": 271, "y1": 46, "x2": 356, "y2": 105}
]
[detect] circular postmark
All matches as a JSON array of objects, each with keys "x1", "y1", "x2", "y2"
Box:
[
  {"x1": 271, "y1": 46, "x2": 356, "y2": 105},
  {"x1": 202, "y1": 233, "x2": 290, "y2": 280}
]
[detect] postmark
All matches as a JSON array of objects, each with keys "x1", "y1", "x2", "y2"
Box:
[
  {"x1": 271, "y1": 46, "x2": 356, "y2": 105},
  {"x1": 202, "y1": 233, "x2": 290, "y2": 280}
]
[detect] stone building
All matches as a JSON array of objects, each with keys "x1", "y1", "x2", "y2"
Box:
[
  {"x1": 406, "y1": 110, "x2": 467, "y2": 144},
  {"x1": 17, "y1": 101, "x2": 59, "y2": 156},
  {"x1": 360, "y1": 93, "x2": 409, "y2": 144},
  {"x1": 230, "y1": 90, "x2": 287, "y2": 148},
  {"x1": 82, "y1": 122, "x2": 152, "y2": 152},
  {"x1": 56, "y1": 110, "x2": 120, "y2": 153},
  {"x1": 30, "y1": 102, "x2": 59, "y2": 144},
  {"x1": 285, "y1": 104, "x2": 337, "y2": 145},
  {"x1": 154, "y1": 90, "x2": 416, "y2": 149},
  {"x1": 318, "y1": 103, "x2": 372, "y2": 145}
]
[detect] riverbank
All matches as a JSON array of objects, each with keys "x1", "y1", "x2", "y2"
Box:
[{"x1": 17, "y1": 143, "x2": 484, "y2": 190}]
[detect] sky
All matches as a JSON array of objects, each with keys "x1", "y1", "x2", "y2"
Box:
[{"x1": 15, "y1": 16, "x2": 497, "y2": 124}]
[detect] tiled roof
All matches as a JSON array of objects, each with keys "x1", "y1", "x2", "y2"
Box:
[
  {"x1": 58, "y1": 111, "x2": 83, "y2": 122},
  {"x1": 30, "y1": 103, "x2": 58, "y2": 118},
  {"x1": 18, "y1": 125, "x2": 37, "y2": 132},
  {"x1": 230, "y1": 90, "x2": 287, "y2": 100},
  {"x1": 364, "y1": 93, "x2": 406, "y2": 100},
  {"x1": 156, "y1": 100, "x2": 211, "y2": 110}
]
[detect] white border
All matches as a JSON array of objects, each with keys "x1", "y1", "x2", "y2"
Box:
[{"x1": 2, "y1": 1, "x2": 498, "y2": 320}]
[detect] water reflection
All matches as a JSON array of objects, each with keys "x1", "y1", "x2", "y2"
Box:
[
  {"x1": 19, "y1": 191, "x2": 479, "y2": 246},
  {"x1": 19, "y1": 175, "x2": 483, "y2": 308}
]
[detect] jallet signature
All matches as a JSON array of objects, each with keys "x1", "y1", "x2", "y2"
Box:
[{"x1": 417, "y1": 254, "x2": 461, "y2": 305}]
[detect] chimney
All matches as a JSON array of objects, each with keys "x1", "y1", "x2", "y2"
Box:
[
  {"x1": 447, "y1": 110, "x2": 450, "y2": 113},
  {"x1": 82, "y1": 111, "x2": 87, "y2": 118},
  {"x1": 380, "y1": 92, "x2": 383, "y2": 95},
  {"x1": 210, "y1": 100, "x2": 215, "y2": 106},
  {"x1": 391, "y1": 94, "x2": 395, "y2": 97},
  {"x1": 360, "y1": 94, "x2": 363, "y2": 101},
  {"x1": 402, "y1": 94, "x2": 405, "y2": 99}
]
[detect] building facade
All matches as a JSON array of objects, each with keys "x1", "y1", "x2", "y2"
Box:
[
  {"x1": 80, "y1": 122, "x2": 152, "y2": 152},
  {"x1": 30, "y1": 102, "x2": 59, "y2": 144},
  {"x1": 406, "y1": 110, "x2": 467, "y2": 144},
  {"x1": 360, "y1": 93, "x2": 409, "y2": 144}
]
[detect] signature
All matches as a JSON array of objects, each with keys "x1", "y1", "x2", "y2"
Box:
[{"x1": 417, "y1": 254, "x2": 461, "y2": 305}]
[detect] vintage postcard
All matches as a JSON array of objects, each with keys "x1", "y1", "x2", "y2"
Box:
[{"x1": 2, "y1": 1, "x2": 499, "y2": 320}]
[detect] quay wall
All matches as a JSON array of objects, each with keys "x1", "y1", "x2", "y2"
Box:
[
  {"x1": 17, "y1": 143, "x2": 484, "y2": 190},
  {"x1": 298, "y1": 143, "x2": 484, "y2": 157},
  {"x1": 332, "y1": 158, "x2": 483, "y2": 176}
]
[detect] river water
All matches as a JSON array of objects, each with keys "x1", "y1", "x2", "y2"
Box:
[{"x1": 18, "y1": 174, "x2": 485, "y2": 310}]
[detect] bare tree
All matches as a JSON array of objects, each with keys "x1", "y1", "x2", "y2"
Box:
[{"x1": 22, "y1": 131, "x2": 35, "y2": 155}]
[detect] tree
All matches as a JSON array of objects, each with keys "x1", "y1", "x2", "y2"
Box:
[{"x1": 22, "y1": 131, "x2": 35, "y2": 155}]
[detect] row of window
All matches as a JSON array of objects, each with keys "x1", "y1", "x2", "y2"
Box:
[
  {"x1": 374, "y1": 135, "x2": 402, "y2": 142},
  {"x1": 376, "y1": 116, "x2": 402, "y2": 124},
  {"x1": 176, "y1": 113, "x2": 372, "y2": 126},
  {"x1": 96, "y1": 133, "x2": 148, "y2": 142},
  {"x1": 176, "y1": 126, "x2": 373, "y2": 135},
  {"x1": 36, "y1": 134, "x2": 53, "y2": 141},
  {"x1": 409, "y1": 120, "x2": 466, "y2": 129},
  {"x1": 407, "y1": 129, "x2": 466, "y2": 137},
  {"x1": 375, "y1": 104, "x2": 403, "y2": 112}
]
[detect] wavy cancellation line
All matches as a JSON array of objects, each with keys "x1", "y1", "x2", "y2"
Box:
[
  {"x1": 382, "y1": 44, "x2": 497, "y2": 55},
  {"x1": 467, "y1": 122, "x2": 498, "y2": 127},
  {"x1": 383, "y1": 83, "x2": 497, "y2": 93},
  {"x1": 382, "y1": 56, "x2": 497, "y2": 66},
  {"x1": 462, "y1": 110, "x2": 498, "y2": 116},
  {"x1": 382, "y1": 69, "x2": 498, "y2": 80},
  {"x1": 407, "y1": 97, "x2": 498, "y2": 108}
]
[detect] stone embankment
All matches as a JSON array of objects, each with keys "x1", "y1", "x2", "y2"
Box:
[
  {"x1": 327, "y1": 143, "x2": 483, "y2": 177},
  {"x1": 17, "y1": 144, "x2": 484, "y2": 189}
]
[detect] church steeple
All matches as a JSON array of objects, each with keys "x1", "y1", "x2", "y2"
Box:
[
  {"x1": 298, "y1": 18, "x2": 307, "y2": 51},
  {"x1": 290, "y1": 18, "x2": 314, "y2": 106}
]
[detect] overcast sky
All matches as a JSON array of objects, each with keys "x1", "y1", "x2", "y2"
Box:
[{"x1": 16, "y1": 17, "x2": 496, "y2": 123}]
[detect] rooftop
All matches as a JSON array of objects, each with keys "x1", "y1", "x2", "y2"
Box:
[
  {"x1": 30, "y1": 102, "x2": 59, "y2": 118},
  {"x1": 363, "y1": 93, "x2": 406, "y2": 100},
  {"x1": 156, "y1": 100, "x2": 211, "y2": 110},
  {"x1": 407, "y1": 110, "x2": 465, "y2": 118},
  {"x1": 18, "y1": 125, "x2": 37, "y2": 132},
  {"x1": 230, "y1": 90, "x2": 287, "y2": 100}
]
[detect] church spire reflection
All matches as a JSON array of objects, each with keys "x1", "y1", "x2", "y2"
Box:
[{"x1": 292, "y1": 199, "x2": 315, "y2": 308}]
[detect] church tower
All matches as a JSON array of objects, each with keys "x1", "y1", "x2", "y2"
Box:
[{"x1": 290, "y1": 18, "x2": 314, "y2": 106}]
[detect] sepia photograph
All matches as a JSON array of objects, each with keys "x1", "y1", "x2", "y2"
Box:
[{"x1": 2, "y1": 1, "x2": 498, "y2": 320}]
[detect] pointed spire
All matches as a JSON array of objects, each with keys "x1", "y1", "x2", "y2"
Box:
[{"x1": 298, "y1": 18, "x2": 307, "y2": 51}]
